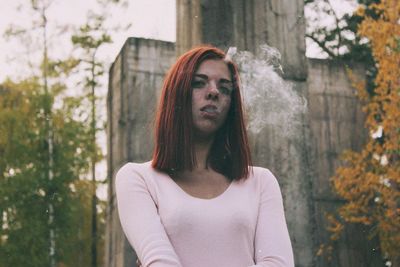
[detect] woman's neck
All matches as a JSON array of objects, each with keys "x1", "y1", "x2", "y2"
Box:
[{"x1": 192, "y1": 134, "x2": 215, "y2": 170}]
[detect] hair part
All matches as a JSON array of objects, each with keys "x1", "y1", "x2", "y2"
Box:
[{"x1": 152, "y1": 45, "x2": 252, "y2": 181}]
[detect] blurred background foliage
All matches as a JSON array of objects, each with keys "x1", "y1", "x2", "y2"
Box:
[
  {"x1": 0, "y1": 0, "x2": 127, "y2": 266},
  {"x1": 306, "y1": 0, "x2": 399, "y2": 265}
]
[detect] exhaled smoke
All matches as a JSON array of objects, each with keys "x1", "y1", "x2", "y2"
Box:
[{"x1": 227, "y1": 45, "x2": 307, "y2": 137}]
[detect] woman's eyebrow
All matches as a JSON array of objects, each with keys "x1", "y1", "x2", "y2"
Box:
[
  {"x1": 194, "y1": 74, "x2": 232, "y2": 83},
  {"x1": 193, "y1": 74, "x2": 208, "y2": 79}
]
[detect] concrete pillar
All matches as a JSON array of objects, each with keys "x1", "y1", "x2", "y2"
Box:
[
  {"x1": 105, "y1": 38, "x2": 175, "y2": 267},
  {"x1": 307, "y1": 59, "x2": 382, "y2": 267},
  {"x1": 177, "y1": 1, "x2": 314, "y2": 266},
  {"x1": 176, "y1": 0, "x2": 202, "y2": 57},
  {"x1": 247, "y1": 80, "x2": 316, "y2": 267},
  {"x1": 176, "y1": 0, "x2": 307, "y2": 80}
]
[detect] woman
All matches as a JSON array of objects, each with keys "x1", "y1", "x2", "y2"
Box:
[{"x1": 115, "y1": 45, "x2": 294, "y2": 267}]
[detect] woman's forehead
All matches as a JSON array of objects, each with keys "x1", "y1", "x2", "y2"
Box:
[{"x1": 195, "y1": 59, "x2": 231, "y2": 79}]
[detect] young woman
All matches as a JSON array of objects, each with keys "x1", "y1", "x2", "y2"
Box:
[{"x1": 115, "y1": 45, "x2": 294, "y2": 267}]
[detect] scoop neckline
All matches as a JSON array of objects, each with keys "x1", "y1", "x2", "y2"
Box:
[{"x1": 164, "y1": 172, "x2": 234, "y2": 201}]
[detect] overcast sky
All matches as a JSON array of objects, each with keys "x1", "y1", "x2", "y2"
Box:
[
  {"x1": 0, "y1": 0, "x2": 358, "y2": 82},
  {"x1": 0, "y1": 0, "x2": 176, "y2": 81}
]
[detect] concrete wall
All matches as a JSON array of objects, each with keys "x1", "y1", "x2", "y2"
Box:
[
  {"x1": 176, "y1": 4, "x2": 314, "y2": 262},
  {"x1": 307, "y1": 59, "x2": 382, "y2": 267},
  {"x1": 104, "y1": 38, "x2": 176, "y2": 267},
  {"x1": 176, "y1": 0, "x2": 307, "y2": 80},
  {"x1": 247, "y1": 78, "x2": 316, "y2": 267},
  {"x1": 105, "y1": 43, "x2": 380, "y2": 267},
  {"x1": 176, "y1": 1, "x2": 313, "y2": 266},
  {"x1": 176, "y1": 0, "x2": 202, "y2": 57},
  {"x1": 105, "y1": 41, "x2": 379, "y2": 267},
  {"x1": 105, "y1": 1, "x2": 382, "y2": 266}
]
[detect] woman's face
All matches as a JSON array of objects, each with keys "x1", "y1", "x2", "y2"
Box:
[{"x1": 191, "y1": 59, "x2": 233, "y2": 139}]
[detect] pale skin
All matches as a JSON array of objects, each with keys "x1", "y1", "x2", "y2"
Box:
[
  {"x1": 172, "y1": 59, "x2": 233, "y2": 199},
  {"x1": 137, "y1": 59, "x2": 234, "y2": 266}
]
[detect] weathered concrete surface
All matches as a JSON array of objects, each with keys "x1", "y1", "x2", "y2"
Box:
[
  {"x1": 176, "y1": 0, "x2": 307, "y2": 80},
  {"x1": 106, "y1": 1, "x2": 383, "y2": 266},
  {"x1": 307, "y1": 59, "x2": 367, "y2": 199},
  {"x1": 104, "y1": 38, "x2": 176, "y2": 267},
  {"x1": 248, "y1": 79, "x2": 316, "y2": 267},
  {"x1": 176, "y1": 0, "x2": 202, "y2": 57},
  {"x1": 177, "y1": 0, "x2": 314, "y2": 266},
  {"x1": 105, "y1": 42, "x2": 381, "y2": 267},
  {"x1": 307, "y1": 59, "x2": 382, "y2": 267},
  {"x1": 176, "y1": 2, "x2": 313, "y2": 261}
]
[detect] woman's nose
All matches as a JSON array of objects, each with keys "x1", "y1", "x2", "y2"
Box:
[{"x1": 206, "y1": 81, "x2": 219, "y2": 99}]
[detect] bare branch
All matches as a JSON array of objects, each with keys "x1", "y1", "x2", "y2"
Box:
[{"x1": 306, "y1": 33, "x2": 338, "y2": 58}]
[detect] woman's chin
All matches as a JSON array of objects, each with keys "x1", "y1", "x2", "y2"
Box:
[{"x1": 193, "y1": 127, "x2": 219, "y2": 140}]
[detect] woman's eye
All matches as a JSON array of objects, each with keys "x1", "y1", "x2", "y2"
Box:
[
  {"x1": 219, "y1": 86, "x2": 232, "y2": 95},
  {"x1": 191, "y1": 80, "x2": 206, "y2": 88}
]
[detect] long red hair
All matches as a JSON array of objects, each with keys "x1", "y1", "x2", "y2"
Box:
[{"x1": 151, "y1": 45, "x2": 252, "y2": 180}]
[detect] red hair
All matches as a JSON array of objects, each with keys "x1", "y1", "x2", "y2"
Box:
[{"x1": 151, "y1": 45, "x2": 252, "y2": 180}]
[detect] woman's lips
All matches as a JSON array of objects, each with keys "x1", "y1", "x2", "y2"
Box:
[{"x1": 200, "y1": 105, "x2": 219, "y2": 118}]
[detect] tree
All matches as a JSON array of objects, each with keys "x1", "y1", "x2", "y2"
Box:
[
  {"x1": 70, "y1": 1, "x2": 129, "y2": 265},
  {"x1": 1, "y1": 1, "x2": 129, "y2": 265},
  {"x1": 71, "y1": 11, "x2": 111, "y2": 267},
  {"x1": 305, "y1": 0, "x2": 376, "y2": 61},
  {"x1": 0, "y1": 77, "x2": 93, "y2": 267},
  {"x1": 305, "y1": 0, "x2": 379, "y2": 94},
  {"x1": 3, "y1": 1, "x2": 62, "y2": 265},
  {"x1": 328, "y1": 0, "x2": 400, "y2": 265},
  {"x1": 0, "y1": 0, "x2": 96, "y2": 266}
]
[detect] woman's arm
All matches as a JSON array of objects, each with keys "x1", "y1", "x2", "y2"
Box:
[
  {"x1": 250, "y1": 169, "x2": 295, "y2": 267},
  {"x1": 115, "y1": 163, "x2": 183, "y2": 267}
]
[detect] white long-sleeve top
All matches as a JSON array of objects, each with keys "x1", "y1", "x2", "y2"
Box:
[{"x1": 115, "y1": 161, "x2": 294, "y2": 267}]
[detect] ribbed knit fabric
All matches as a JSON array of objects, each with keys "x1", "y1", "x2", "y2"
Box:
[{"x1": 115, "y1": 161, "x2": 294, "y2": 267}]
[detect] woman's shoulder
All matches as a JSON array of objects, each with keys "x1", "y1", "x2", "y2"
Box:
[
  {"x1": 114, "y1": 161, "x2": 164, "y2": 200},
  {"x1": 117, "y1": 160, "x2": 152, "y2": 172},
  {"x1": 249, "y1": 166, "x2": 276, "y2": 180},
  {"x1": 115, "y1": 161, "x2": 155, "y2": 183},
  {"x1": 247, "y1": 166, "x2": 281, "y2": 191}
]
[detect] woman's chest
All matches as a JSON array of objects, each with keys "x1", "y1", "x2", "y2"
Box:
[{"x1": 155, "y1": 181, "x2": 260, "y2": 239}]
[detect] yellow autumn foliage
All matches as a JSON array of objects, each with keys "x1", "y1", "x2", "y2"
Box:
[{"x1": 330, "y1": 0, "x2": 400, "y2": 263}]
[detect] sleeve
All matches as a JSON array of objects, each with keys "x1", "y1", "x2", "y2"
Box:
[
  {"x1": 249, "y1": 169, "x2": 295, "y2": 267},
  {"x1": 115, "y1": 163, "x2": 183, "y2": 267}
]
